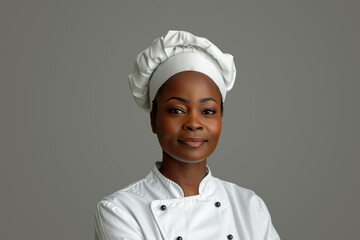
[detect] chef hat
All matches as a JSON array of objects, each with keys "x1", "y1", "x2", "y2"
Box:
[{"x1": 128, "y1": 30, "x2": 236, "y2": 112}]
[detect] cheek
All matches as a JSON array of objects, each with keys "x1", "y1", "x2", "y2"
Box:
[
  {"x1": 156, "y1": 118, "x2": 179, "y2": 139},
  {"x1": 210, "y1": 119, "x2": 222, "y2": 138}
]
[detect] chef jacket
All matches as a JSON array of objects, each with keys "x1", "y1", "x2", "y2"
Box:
[{"x1": 95, "y1": 162, "x2": 280, "y2": 240}]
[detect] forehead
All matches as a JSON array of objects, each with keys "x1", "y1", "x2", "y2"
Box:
[{"x1": 156, "y1": 71, "x2": 222, "y2": 101}]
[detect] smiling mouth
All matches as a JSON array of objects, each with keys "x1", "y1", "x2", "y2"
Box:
[{"x1": 178, "y1": 138, "x2": 207, "y2": 148}]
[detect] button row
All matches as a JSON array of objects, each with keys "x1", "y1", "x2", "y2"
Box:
[
  {"x1": 159, "y1": 202, "x2": 230, "y2": 239},
  {"x1": 174, "y1": 235, "x2": 232, "y2": 240},
  {"x1": 161, "y1": 201, "x2": 222, "y2": 211}
]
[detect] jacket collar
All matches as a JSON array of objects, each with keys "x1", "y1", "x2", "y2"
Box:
[{"x1": 146, "y1": 161, "x2": 215, "y2": 199}]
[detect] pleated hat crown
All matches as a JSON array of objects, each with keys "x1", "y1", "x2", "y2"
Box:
[{"x1": 128, "y1": 30, "x2": 236, "y2": 112}]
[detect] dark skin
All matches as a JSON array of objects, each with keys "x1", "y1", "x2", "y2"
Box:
[{"x1": 150, "y1": 71, "x2": 223, "y2": 197}]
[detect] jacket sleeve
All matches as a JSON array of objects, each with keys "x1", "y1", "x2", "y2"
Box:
[
  {"x1": 256, "y1": 195, "x2": 281, "y2": 240},
  {"x1": 95, "y1": 199, "x2": 145, "y2": 240}
]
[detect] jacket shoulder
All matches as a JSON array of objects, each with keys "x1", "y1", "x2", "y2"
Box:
[
  {"x1": 214, "y1": 177, "x2": 257, "y2": 197},
  {"x1": 213, "y1": 177, "x2": 268, "y2": 209},
  {"x1": 101, "y1": 177, "x2": 151, "y2": 205}
]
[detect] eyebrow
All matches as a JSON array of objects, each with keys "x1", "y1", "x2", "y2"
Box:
[
  {"x1": 166, "y1": 97, "x2": 189, "y2": 103},
  {"x1": 199, "y1": 97, "x2": 217, "y2": 103},
  {"x1": 165, "y1": 97, "x2": 217, "y2": 103}
]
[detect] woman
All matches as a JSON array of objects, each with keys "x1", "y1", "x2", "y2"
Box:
[{"x1": 95, "y1": 30, "x2": 280, "y2": 240}]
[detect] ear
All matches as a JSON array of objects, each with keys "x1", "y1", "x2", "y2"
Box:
[{"x1": 150, "y1": 112, "x2": 157, "y2": 133}]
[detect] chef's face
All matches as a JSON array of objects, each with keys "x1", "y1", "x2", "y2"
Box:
[{"x1": 151, "y1": 71, "x2": 223, "y2": 163}]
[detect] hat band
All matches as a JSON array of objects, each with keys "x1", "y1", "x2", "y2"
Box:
[{"x1": 149, "y1": 52, "x2": 226, "y2": 110}]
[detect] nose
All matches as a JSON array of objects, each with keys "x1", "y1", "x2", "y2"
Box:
[{"x1": 183, "y1": 113, "x2": 203, "y2": 131}]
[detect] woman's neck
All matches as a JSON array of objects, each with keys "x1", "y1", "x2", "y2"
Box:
[{"x1": 159, "y1": 152, "x2": 208, "y2": 197}]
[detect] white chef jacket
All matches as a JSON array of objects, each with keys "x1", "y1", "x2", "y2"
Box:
[{"x1": 95, "y1": 162, "x2": 280, "y2": 240}]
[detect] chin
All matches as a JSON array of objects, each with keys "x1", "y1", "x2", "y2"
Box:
[
  {"x1": 162, "y1": 145, "x2": 215, "y2": 164},
  {"x1": 171, "y1": 152, "x2": 211, "y2": 164}
]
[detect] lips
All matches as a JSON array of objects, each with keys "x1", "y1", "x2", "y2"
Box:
[{"x1": 178, "y1": 138, "x2": 207, "y2": 148}]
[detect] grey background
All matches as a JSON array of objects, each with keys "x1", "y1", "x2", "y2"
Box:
[{"x1": 1, "y1": 0, "x2": 359, "y2": 239}]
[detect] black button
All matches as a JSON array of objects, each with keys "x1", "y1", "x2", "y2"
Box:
[
  {"x1": 227, "y1": 234, "x2": 233, "y2": 239},
  {"x1": 177, "y1": 237, "x2": 182, "y2": 240},
  {"x1": 215, "y1": 201, "x2": 221, "y2": 207},
  {"x1": 160, "y1": 205, "x2": 166, "y2": 211}
]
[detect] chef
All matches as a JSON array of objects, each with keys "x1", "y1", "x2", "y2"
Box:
[{"x1": 95, "y1": 30, "x2": 280, "y2": 240}]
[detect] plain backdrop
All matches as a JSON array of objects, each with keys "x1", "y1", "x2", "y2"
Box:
[{"x1": 1, "y1": 0, "x2": 359, "y2": 239}]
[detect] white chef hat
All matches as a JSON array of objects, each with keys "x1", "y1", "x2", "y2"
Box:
[{"x1": 128, "y1": 30, "x2": 236, "y2": 112}]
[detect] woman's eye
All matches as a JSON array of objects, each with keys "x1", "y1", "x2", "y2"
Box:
[
  {"x1": 168, "y1": 108, "x2": 184, "y2": 114},
  {"x1": 203, "y1": 109, "x2": 216, "y2": 115}
]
